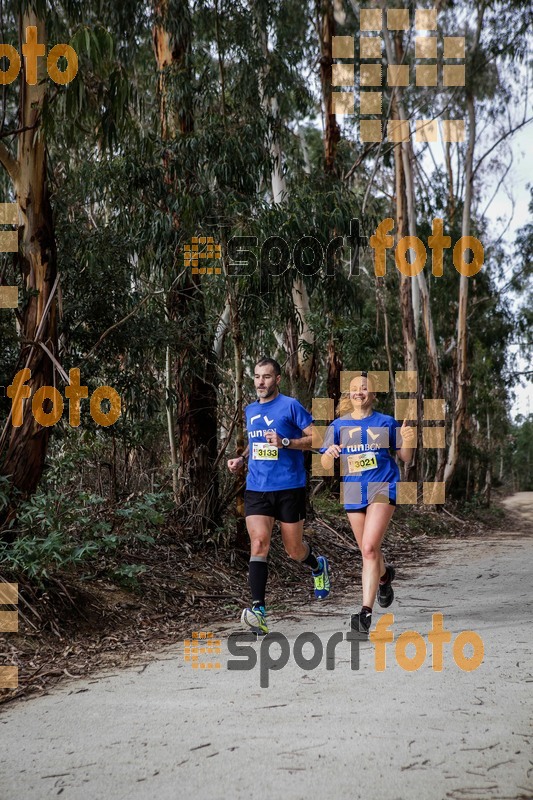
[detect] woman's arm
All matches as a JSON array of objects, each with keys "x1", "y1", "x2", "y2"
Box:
[
  {"x1": 320, "y1": 423, "x2": 340, "y2": 468},
  {"x1": 320, "y1": 443, "x2": 341, "y2": 468},
  {"x1": 398, "y1": 419, "x2": 416, "y2": 462}
]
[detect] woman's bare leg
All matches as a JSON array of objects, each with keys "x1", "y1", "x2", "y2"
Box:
[{"x1": 347, "y1": 504, "x2": 395, "y2": 608}]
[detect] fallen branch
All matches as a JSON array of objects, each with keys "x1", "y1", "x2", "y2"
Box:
[{"x1": 313, "y1": 516, "x2": 359, "y2": 552}]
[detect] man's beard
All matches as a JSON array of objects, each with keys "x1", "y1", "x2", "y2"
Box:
[{"x1": 257, "y1": 385, "x2": 276, "y2": 399}]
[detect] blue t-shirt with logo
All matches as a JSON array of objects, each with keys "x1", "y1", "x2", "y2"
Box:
[
  {"x1": 320, "y1": 411, "x2": 402, "y2": 509},
  {"x1": 245, "y1": 393, "x2": 313, "y2": 491}
]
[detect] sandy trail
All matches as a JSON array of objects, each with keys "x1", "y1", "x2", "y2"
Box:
[{"x1": 1, "y1": 493, "x2": 532, "y2": 800}]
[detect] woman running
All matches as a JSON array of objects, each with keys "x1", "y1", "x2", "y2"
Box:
[{"x1": 320, "y1": 372, "x2": 415, "y2": 637}]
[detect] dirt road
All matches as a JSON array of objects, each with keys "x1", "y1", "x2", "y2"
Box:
[{"x1": 1, "y1": 493, "x2": 532, "y2": 800}]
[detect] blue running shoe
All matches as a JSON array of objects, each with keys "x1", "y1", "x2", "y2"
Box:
[
  {"x1": 312, "y1": 555, "x2": 331, "y2": 600},
  {"x1": 241, "y1": 605, "x2": 268, "y2": 635}
]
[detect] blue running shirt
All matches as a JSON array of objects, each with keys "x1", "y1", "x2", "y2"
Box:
[
  {"x1": 320, "y1": 411, "x2": 402, "y2": 509},
  {"x1": 245, "y1": 393, "x2": 313, "y2": 491}
]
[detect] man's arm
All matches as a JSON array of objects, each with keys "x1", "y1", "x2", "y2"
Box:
[
  {"x1": 289, "y1": 423, "x2": 313, "y2": 450},
  {"x1": 266, "y1": 424, "x2": 313, "y2": 450},
  {"x1": 228, "y1": 448, "x2": 248, "y2": 472}
]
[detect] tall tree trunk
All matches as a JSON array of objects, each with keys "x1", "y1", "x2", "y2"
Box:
[
  {"x1": 393, "y1": 33, "x2": 440, "y2": 400},
  {"x1": 318, "y1": 0, "x2": 341, "y2": 174},
  {"x1": 444, "y1": 141, "x2": 456, "y2": 226},
  {"x1": 0, "y1": 12, "x2": 57, "y2": 503},
  {"x1": 388, "y1": 25, "x2": 420, "y2": 336},
  {"x1": 384, "y1": 25, "x2": 444, "y2": 480},
  {"x1": 287, "y1": 279, "x2": 316, "y2": 406},
  {"x1": 220, "y1": 229, "x2": 247, "y2": 547},
  {"x1": 444, "y1": 93, "x2": 476, "y2": 486},
  {"x1": 326, "y1": 336, "x2": 343, "y2": 408},
  {"x1": 256, "y1": 9, "x2": 316, "y2": 404},
  {"x1": 153, "y1": 0, "x2": 218, "y2": 531},
  {"x1": 444, "y1": 4, "x2": 485, "y2": 485},
  {"x1": 165, "y1": 339, "x2": 178, "y2": 502},
  {"x1": 228, "y1": 283, "x2": 246, "y2": 545},
  {"x1": 393, "y1": 132, "x2": 417, "y2": 377},
  {"x1": 375, "y1": 278, "x2": 395, "y2": 400},
  {"x1": 318, "y1": 0, "x2": 343, "y2": 414},
  {"x1": 387, "y1": 32, "x2": 418, "y2": 482},
  {"x1": 482, "y1": 411, "x2": 492, "y2": 506}
]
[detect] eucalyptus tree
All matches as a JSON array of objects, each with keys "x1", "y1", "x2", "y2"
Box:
[
  {"x1": 0, "y1": 2, "x2": 61, "y2": 500},
  {"x1": 441, "y1": 0, "x2": 533, "y2": 485},
  {"x1": 0, "y1": 0, "x2": 149, "y2": 513}
]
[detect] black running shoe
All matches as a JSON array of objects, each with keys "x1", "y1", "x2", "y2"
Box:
[
  {"x1": 350, "y1": 610, "x2": 372, "y2": 639},
  {"x1": 377, "y1": 565, "x2": 396, "y2": 608}
]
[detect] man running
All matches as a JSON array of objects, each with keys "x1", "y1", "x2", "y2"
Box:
[{"x1": 227, "y1": 356, "x2": 330, "y2": 635}]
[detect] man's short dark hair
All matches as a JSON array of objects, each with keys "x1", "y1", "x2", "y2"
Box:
[{"x1": 255, "y1": 356, "x2": 281, "y2": 376}]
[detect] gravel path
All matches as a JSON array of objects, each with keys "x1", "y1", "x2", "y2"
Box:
[{"x1": 1, "y1": 493, "x2": 532, "y2": 800}]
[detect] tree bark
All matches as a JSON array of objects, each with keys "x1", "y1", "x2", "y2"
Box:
[
  {"x1": 153, "y1": 0, "x2": 219, "y2": 531},
  {"x1": 318, "y1": 0, "x2": 341, "y2": 174},
  {"x1": 0, "y1": 12, "x2": 58, "y2": 503},
  {"x1": 384, "y1": 25, "x2": 444, "y2": 480},
  {"x1": 287, "y1": 278, "x2": 316, "y2": 406},
  {"x1": 444, "y1": 93, "x2": 476, "y2": 486},
  {"x1": 165, "y1": 339, "x2": 178, "y2": 502},
  {"x1": 326, "y1": 335, "x2": 343, "y2": 408},
  {"x1": 388, "y1": 32, "x2": 418, "y2": 482},
  {"x1": 444, "y1": 4, "x2": 486, "y2": 485},
  {"x1": 256, "y1": 10, "x2": 316, "y2": 404}
]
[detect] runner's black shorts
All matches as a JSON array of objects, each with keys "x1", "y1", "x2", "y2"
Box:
[{"x1": 244, "y1": 488, "x2": 306, "y2": 523}]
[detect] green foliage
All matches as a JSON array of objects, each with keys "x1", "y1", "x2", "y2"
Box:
[
  {"x1": 1, "y1": 0, "x2": 531, "y2": 555},
  {"x1": 311, "y1": 487, "x2": 344, "y2": 517},
  {"x1": 507, "y1": 415, "x2": 533, "y2": 491},
  {"x1": 115, "y1": 494, "x2": 168, "y2": 535},
  {"x1": 0, "y1": 488, "x2": 169, "y2": 584},
  {"x1": 111, "y1": 563, "x2": 149, "y2": 588}
]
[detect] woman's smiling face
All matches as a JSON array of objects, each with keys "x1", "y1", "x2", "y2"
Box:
[{"x1": 349, "y1": 376, "x2": 376, "y2": 410}]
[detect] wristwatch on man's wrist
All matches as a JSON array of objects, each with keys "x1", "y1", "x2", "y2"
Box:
[{"x1": 281, "y1": 437, "x2": 290, "y2": 448}]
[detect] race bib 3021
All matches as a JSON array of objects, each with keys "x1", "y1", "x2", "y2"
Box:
[{"x1": 347, "y1": 453, "x2": 378, "y2": 473}]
